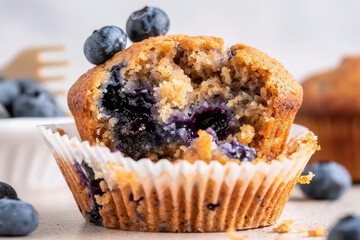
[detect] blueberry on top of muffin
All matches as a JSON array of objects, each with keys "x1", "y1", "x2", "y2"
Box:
[
  {"x1": 126, "y1": 6, "x2": 170, "y2": 43},
  {"x1": 84, "y1": 26, "x2": 127, "y2": 65}
]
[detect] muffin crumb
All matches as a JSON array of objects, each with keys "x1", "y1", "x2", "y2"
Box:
[
  {"x1": 298, "y1": 227, "x2": 308, "y2": 233},
  {"x1": 297, "y1": 172, "x2": 315, "y2": 184},
  {"x1": 273, "y1": 220, "x2": 295, "y2": 233},
  {"x1": 226, "y1": 228, "x2": 244, "y2": 240},
  {"x1": 57, "y1": 128, "x2": 66, "y2": 136},
  {"x1": 235, "y1": 125, "x2": 255, "y2": 145},
  {"x1": 183, "y1": 130, "x2": 214, "y2": 163},
  {"x1": 308, "y1": 226, "x2": 327, "y2": 237}
]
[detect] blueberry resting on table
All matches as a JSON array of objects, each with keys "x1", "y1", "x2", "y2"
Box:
[
  {"x1": 300, "y1": 161, "x2": 352, "y2": 200},
  {"x1": 328, "y1": 215, "x2": 360, "y2": 240},
  {"x1": 0, "y1": 199, "x2": 39, "y2": 236}
]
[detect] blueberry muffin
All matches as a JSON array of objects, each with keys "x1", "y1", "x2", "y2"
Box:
[
  {"x1": 42, "y1": 34, "x2": 317, "y2": 232},
  {"x1": 68, "y1": 35, "x2": 302, "y2": 162},
  {"x1": 296, "y1": 56, "x2": 360, "y2": 181}
]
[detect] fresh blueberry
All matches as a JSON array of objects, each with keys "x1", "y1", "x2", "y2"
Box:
[
  {"x1": 0, "y1": 104, "x2": 10, "y2": 118},
  {"x1": 0, "y1": 199, "x2": 38, "y2": 236},
  {"x1": 12, "y1": 91, "x2": 64, "y2": 117},
  {"x1": 126, "y1": 6, "x2": 170, "y2": 42},
  {"x1": 84, "y1": 26, "x2": 127, "y2": 65},
  {"x1": 7, "y1": 79, "x2": 64, "y2": 117},
  {"x1": 300, "y1": 161, "x2": 352, "y2": 200},
  {"x1": 328, "y1": 215, "x2": 360, "y2": 240},
  {"x1": 0, "y1": 80, "x2": 20, "y2": 105},
  {"x1": 17, "y1": 79, "x2": 45, "y2": 96},
  {"x1": 0, "y1": 182, "x2": 18, "y2": 200}
]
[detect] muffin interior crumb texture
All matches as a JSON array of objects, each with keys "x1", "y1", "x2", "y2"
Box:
[{"x1": 86, "y1": 36, "x2": 299, "y2": 161}]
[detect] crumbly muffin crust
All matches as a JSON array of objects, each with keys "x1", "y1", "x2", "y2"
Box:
[{"x1": 68, "y1": 35, "x2": 302, "y2": 161}]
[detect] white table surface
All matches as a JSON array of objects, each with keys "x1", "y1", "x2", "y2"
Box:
[{"x1": 3, "y1": 185, "x2": 359, "y2": 240}]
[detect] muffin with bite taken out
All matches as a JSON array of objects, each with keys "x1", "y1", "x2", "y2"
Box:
[{"x1": 40, "y1": 6, "x2": 318, "y2": 233}]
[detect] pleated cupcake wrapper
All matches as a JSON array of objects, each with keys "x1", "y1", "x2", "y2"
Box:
[{"x1": 38, "y1": 123, "x2": 315, "y2": 232}]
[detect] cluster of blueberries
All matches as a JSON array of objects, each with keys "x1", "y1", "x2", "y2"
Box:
[
  {"x1": 0, "y1": 182, "x2": 38, "y2": 236},
  {"x1": 84, "y1": 6, "x2": 169, "y2": 65},
  {"x1": 0, "y1": 75, "x2": 64, "y2": 118}
]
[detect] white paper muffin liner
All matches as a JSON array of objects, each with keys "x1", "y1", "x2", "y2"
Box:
[{"x1": 38, "y1": 123, "x2": 317, "y2": 232}]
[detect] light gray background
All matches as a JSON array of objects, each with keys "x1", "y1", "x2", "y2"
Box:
[{"x1": 1, "y1": 0, "x2": 359, "y2": 106}]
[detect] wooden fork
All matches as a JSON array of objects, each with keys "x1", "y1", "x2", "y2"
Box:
[{"x1": 0, "y1": 45, "x2": 71, "y2": 96}]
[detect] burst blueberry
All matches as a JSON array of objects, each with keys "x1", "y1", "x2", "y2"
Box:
[
  {"x1": 218, "y1": 139, "x2": 257, "y2": 161},
  {"x1": 100, "y1": 64, "x2": 162, "y2": 159},
  {"x1": 328, "y1": 215, "x2": 360, "y2": 240},
  {"x1": 73, "y1": 161, "x2": 103, "y2": 226},
  {"x1": 126, "y1": 6, "x2": 169, "y2": 42},
  {"x1": 84, "y1": 26, "x2": 127, "y2": 65},
  {"x1": 300, "y1": 161, "x2": 352, "y2": 200},
  {"x1": 0, "y1": 199, "x2": 39, "y2": 236},
  {"x1": 174, "y1": 105, "x2": 233, "y2": 141}
]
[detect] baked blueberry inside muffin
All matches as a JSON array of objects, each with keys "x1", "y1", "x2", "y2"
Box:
[{"x1": 68, "y1": 35, "x2": 302, "y2": 161}]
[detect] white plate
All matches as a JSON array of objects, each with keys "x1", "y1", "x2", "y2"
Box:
[{"x1": 0, "y1": 117, "x2": 73, "y2": 191}]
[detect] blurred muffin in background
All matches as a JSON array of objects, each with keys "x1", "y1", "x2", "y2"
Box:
[{"x1": 296, "y1": 56, "x2": 360, "y2": 182}]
